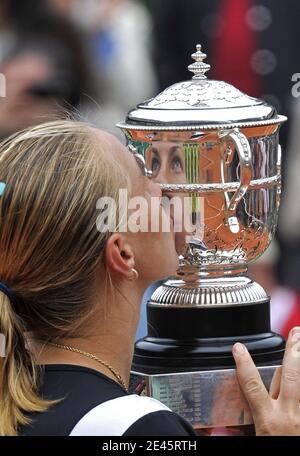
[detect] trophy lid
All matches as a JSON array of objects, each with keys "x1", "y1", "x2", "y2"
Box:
[{"x1": 117, "y1": 44, "x2": 286, "y2": 131}]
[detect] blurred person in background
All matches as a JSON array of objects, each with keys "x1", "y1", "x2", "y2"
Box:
[
  {"x1": 1, "y1": 0, "x2": 157, "y2": 136},
  {"x1": 0, "y1": 1, "x2": 95, "y2": 139},
  {"x1": 0, "y1": 1, "x2": 15, "y2": 62},
  {"x1": 60, "y1": 0, "x2": 157, "y2": 137},
  {"x1": 50, "y1": 0, "x2": 74, "y2": 15},
  {"x1": 90, "y1": 0, "x2": 157, "y2": 109},
  {"x1": 0, "y1": 0, "x2": 53, "y2": 62}
]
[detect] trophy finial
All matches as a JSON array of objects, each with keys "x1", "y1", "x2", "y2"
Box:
[{"x1": 188, "y1": 44, "x2": 211, "y2": 80}]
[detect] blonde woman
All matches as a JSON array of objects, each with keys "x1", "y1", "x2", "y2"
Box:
[{"x1": 0, "y1": 120, "x2": 299, "y2": 436}]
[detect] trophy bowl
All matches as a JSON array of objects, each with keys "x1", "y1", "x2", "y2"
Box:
[{"x1": 117, "y1": 45, "x2": 287, "y2": 428}]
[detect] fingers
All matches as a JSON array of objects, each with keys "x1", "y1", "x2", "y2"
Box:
[
  {"x1": 232, "y1": 342, "x2": 271, "y2": 418},
  {"x1": 279, "y1": 327, "x2": 300, "y2": 411},
  {"x1": 269, "y1": 366, "x2": 282, "y2": 399}
]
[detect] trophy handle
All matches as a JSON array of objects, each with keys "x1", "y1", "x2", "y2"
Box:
[
  {"x1": 219, "y1": 128, "x2": 253, "y2": 232},
  {"x1": 127, "y1": 144, "x2": 153, "y2": 178}
]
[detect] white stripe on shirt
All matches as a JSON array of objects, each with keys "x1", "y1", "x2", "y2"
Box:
[{"x1": 69, "y1": 394, "x2": 171, "y2": 436}]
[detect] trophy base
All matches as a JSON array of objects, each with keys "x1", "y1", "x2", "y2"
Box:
[
  {"x1": 130, "y1": 365, "x2": 279, "y2": 429},
  {"x1": 133, "y1": 298, "x2": 285, "y2": 373},
  {"x1": 131, "y1": 279, "x2": 285, "y2": 428},
  {"x1": 133, "y1": 332, "x2": 284, "y2": 374},
  {"x1": 132, "y1": 303, "x2": 284, "y2": 428}
]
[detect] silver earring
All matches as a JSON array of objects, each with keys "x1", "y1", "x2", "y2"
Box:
[{"x1": 128, "y1": 268, "x2": 139, "y2": 281}]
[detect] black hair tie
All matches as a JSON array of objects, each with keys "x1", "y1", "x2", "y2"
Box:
[{"x1": 0, "y1": 282, "x2": 19, "y2": 307}]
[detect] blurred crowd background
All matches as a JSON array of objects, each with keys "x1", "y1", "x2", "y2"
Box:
[{"x1": 1, "y1": 0, "x2": 300, "y2": 339}]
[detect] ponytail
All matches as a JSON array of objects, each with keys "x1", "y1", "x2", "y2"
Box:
[
  {"x1": 0, "y1": 120, "x2": 127, "y2": 435},
  {"x1": 0, "y1": 289, "x2": 54, "y2": 435}
]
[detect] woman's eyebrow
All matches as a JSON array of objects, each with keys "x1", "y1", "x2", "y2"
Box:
[
  {"x1": 151, "y1": 146, "x2": 181, "y2": 157},
  {"x1": 169, "y1": 146, "x2": 182, "y2": 157}
]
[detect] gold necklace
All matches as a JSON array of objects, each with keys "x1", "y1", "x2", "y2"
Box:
[{"x1": 47, "y1": 342, "x2": 128, "y2": 392}]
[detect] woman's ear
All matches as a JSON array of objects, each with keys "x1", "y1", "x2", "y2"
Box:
[{"x1": 105, "y1": 233, "x2": 135, "y2": 280}]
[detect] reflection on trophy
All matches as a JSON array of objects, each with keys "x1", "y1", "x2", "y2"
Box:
[{"x1": 117, "y1": 45, "x2": 287, "y2": 429}]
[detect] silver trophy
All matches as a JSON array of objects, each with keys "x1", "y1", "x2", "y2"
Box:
[{"x1": 117, "y1": 45, "x2": 287, "y2": 430}]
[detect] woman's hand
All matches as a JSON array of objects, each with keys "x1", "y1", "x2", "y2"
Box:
[{"x1": 233, "y1": 327, "x2": 300, "y2": 436}]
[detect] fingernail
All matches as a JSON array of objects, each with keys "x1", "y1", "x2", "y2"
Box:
[
  {"x1": 291, "y1": 332, "x2": 300, "y2": 343},
  {"x1": 233, "y1": 342, "x2": 245, "y2": 355},
  {"x1": 292, "y1": 327, "x2": 300, "y2": 336}
]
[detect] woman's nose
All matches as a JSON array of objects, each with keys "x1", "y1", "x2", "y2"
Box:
[{"x1": 152, "y1": 169, "x2": 168, "y2": 185}]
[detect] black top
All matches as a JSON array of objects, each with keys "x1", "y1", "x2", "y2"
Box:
[{"x1": 19, "y1": 364, "x2": 197, "y2": 436}]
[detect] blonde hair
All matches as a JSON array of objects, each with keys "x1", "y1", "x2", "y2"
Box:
[{"x1": 0, "y1": 120, "x2": 128, "y2": 435}]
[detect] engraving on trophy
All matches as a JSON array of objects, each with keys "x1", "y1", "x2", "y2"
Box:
[
  {"x1": 140, "y1": 366, "x2": 277, "y2": 428},
  {"x1": 147, "y1": 80, "x2": 260, "y2": 110}
]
